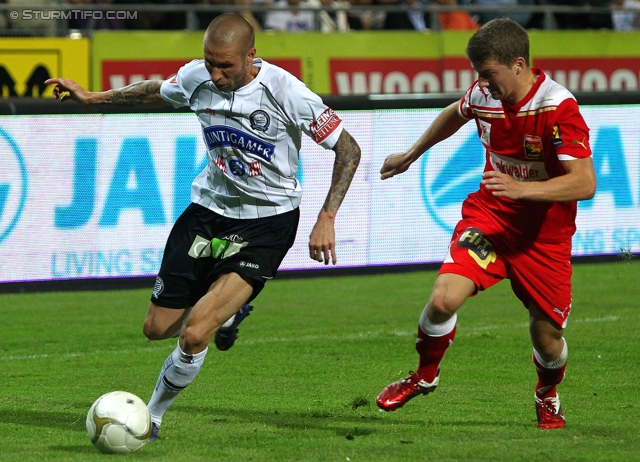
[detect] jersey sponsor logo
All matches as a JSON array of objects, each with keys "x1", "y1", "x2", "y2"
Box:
[
  {"x1": 310, "y1": 108, "x2": 341, "y2": 144},
  {"x1": 228, "y1": 158, "x2": 250, "y2": 180},
  {"x1": 552, "y1": 123, "x2": 563, "y2": 147},
  {"x1": 490, "y1": 152, "x2": 549, "y2": 181},
  {"x1": 188, "y1": 235, "x2": 212, "y2": 258},
  {"x1": 203, "y1": 125, "x2": 275, "y2": 162},
  {"x1": 249, "y1": 161, "x2": 263, "y2": 177},
  {"x1": 212, "y1": 237, "x2": 248, "y2": 259},
  {"x1": 0, "y1": 128, "x2": 27, "y2": 245},
  {"x1": 205, "y1": 108, "x2": 215, "y2": 116},
  {"x1": 249, "y1": 110, "x2": 270, "y2": 131},
  {"x1": 524, "y1": 135, "x2": 543, "y2": 160},
  {"x1": 457, "y1": 227, "x2": 497, "y2": 269},
  {"x1": 214, "y1": 154, "x2": 263, "y2": 179}
]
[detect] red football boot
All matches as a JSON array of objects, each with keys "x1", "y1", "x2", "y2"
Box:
[
  {"x1": 535, "y1": 394, "x2": 566, "y2": 429},
  {"x1": 376, "y1": 371, "x2": 439, "y2": 411}
]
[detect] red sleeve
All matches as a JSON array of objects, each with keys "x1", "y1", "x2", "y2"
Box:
[
  {"x1": 553, "y1": 99, "x2": 591, "y2": 160},
  {"x1": 458, "y1": 82, "x2": 477, "y2": 120}
]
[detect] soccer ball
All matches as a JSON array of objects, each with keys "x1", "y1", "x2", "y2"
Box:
[{"x1": 86, "y1": 391, "x2": 152, "y2": 454}]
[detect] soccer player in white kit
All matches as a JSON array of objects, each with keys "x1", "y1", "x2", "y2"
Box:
[{"x1": 46, "y1": 13, "x2": 361, "y2": 439}]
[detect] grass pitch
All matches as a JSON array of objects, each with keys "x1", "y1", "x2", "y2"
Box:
[{"x1": 1, "y1": 261, "x2": 638, "y2": 461}]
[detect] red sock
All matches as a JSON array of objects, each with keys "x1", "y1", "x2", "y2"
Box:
[
  {"x1": 533, "y1": 354, "x2": 566, "y2": 400},
  {"x1": 415, "y1": 325, "x2": 456, "y2": 383}
]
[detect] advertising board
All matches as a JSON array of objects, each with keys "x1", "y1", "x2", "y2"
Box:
[
  {"x1": 1, "y1": 105, "x2": 638, "y2": 283},
  {"x1": 93, "y1": 30, "x2": 640, "y2": 95},
  {"x1": 0, "y1": 37, "x2": 89, "y2": 98}
]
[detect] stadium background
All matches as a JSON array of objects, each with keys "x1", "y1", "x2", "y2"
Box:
[{"x1": 0, "y1": 28, "x2": 639, "y2": 291}]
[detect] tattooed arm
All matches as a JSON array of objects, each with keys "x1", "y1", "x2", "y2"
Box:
[
  {"x1": 308, "y1": 129, "x2": 362, "y2": 265},
  {"x1": 45, "y1": 78, "x2": 171, "y2": 107}
]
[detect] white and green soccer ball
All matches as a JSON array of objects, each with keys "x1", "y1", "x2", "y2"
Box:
[{"x1": 86, "y1": 391, "x2": 152, "y2": 454}]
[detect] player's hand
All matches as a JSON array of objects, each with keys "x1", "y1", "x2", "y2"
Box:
[
  {"x1": 380, "y1": 152, "x2": 413, "y2": 180},
  {"x1": 308, "y1": 212, "x2": 337, "y2": 265},
  {"x1": 44, "y1": 78, "x2": 93, "y2": 104},
  {"x1": 481, "y1": 170, "x2": 525, "y2": 199}
]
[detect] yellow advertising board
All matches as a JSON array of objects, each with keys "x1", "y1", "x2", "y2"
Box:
[
  {"x1": 0, "y1": 38, "x2": 90, "y2": 98},
  {"x1": 92, "y1": 30, "x2": 640, "y2": 95},
  {"x1": 92, "y1": 30, "x2": 445, "y2": 94}
]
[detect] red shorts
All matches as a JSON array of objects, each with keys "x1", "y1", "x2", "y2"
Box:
[{"x1": 440, "y1": 218, "x2": 573, "y2": 328}]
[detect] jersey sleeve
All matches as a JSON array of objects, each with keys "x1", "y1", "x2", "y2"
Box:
[
  {"x1": 458, "y1": 81, "x2": 478, "y2": 120},
  {"x1": 160, "y1": 74, "x2": 189, "y2": 108},
  {"x1": 552, "y1": 99, "x2": 592, "y2": 160},
  {"x1": 272, "y1": 76, "x2": 344, "y2": 150},
  {"x1": 160, "y1": 59, "x2": 210, "y2": 109}
]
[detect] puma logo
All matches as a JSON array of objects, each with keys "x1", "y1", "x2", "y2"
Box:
[
  {"x1": 553, "y1": 307, "x2": 569, "y2": 319},
  {"x1": 571, "y1": 138, "x2": 588, "y2": 149}
]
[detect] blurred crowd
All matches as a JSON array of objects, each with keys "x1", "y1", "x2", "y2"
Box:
[{"x1": 0, "y1": 0, "x2": 639, "y2": 35}]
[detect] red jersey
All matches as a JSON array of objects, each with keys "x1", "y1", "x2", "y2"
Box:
[{"x1": 458, "y1": 69, "x2": 592, "y2": 242}]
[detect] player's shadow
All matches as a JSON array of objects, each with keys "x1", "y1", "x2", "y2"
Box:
[
  {"x1": 179, "y1": 405, "x2": 383, "y2": 440},
  {"x1": 0, "y1": 408, "x2": 81, "y2": 431},
  {"x1": 0, "y1": 408, "x2": 101, "y2": 455},
  {"x1": 178, "y1": 404, "x2": 530, "y2": 434}
]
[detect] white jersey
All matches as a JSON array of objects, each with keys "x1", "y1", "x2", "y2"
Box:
[{"x1": 160, "y1": 58, "x2": 344, "y2": 219}]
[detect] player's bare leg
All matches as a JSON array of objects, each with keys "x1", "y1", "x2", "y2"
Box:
[
  {"x1": 377, "y1": 274, "x2": 475, "y2": 411},
  {"x1": 143, "y1": 304, "x2": 191, "y2": 340},
  {"x1": 179, "y1": 272, "x2": 253, "y2": 353},
  {"x1": 529, "y1": 303, "x2": 567, "y2": 429},
  {"x1": 146, "y1": 272, "x2": 253, "y2": 439}
]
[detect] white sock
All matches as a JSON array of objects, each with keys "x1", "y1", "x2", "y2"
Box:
[
  {"x1": 419, "y1": 308, "x2": 457, "y2": 337},
  {"x1": 147, "y1": 341, "x2": 208, "y2": 426},
  {"x1": 533, "y1": 338, "x2": 568, "y2": 370},
  {"x1": 221, "y1": 313, "x2": 236, "y2": 330}
]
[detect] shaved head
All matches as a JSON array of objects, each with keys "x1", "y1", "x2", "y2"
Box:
[
  {"x1": 202, "y1": 13, "x2": 258, "y2": 93},
  {"x1": 204, "y1": 13, "x2": 255, "y2": 54}
]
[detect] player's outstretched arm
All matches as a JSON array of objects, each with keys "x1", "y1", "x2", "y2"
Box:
[
  {"x1": 380, "y1": 101, "x2": 467, "y2": 180},
  {"x1": 45, "y1": 78, "x2": 170, "y2": 107},
  {"x1": 309, "y1": 129, "x2": 361, "y2": 265}
]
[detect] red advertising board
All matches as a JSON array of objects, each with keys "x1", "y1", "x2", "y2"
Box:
[
  {"x1": 330, "y1": 57, "x2": 475, "y2": 95},
  {"x1": 330, "y1": 56, "x2": 640, "y2": 95},
  {"x1": 101, "y1": 58, "x2": 302, "y2": 90},
  {"x1": 533, "y1": 57, "x2": 640, "y2": 92}
]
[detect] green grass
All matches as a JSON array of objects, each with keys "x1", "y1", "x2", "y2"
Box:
[{"x1": 1, "y1": 261, "x2": 639, "y2": 461}]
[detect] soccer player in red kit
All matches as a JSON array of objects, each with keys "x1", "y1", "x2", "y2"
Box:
[{"x1": 375, "y1": 18, "x2": 596, "y2": 429}]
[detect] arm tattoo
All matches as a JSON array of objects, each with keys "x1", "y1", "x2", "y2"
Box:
[
  {"x1": 323, "y1": 129, "x2": 361, "y2": 213},
  {"x1": 107, "y1": 80, "x2": 164, "y2": 106}
]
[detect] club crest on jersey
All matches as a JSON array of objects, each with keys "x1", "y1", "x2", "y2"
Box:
[
  {"x1": 203, "y1": 125, "x2": 275, "y2": 162},
  {"x1": 152, "y1": 276, "x2": 165, "y2": 298},
  {"x1": 551, "y1": 123, "x2": 563, "y2": 147},
  {"x1": 524, "y1": 135, "x2": 543, "y2": 160},
  {"x1": 250, "y1": 110, "x2": 270, "y2": 131}
]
